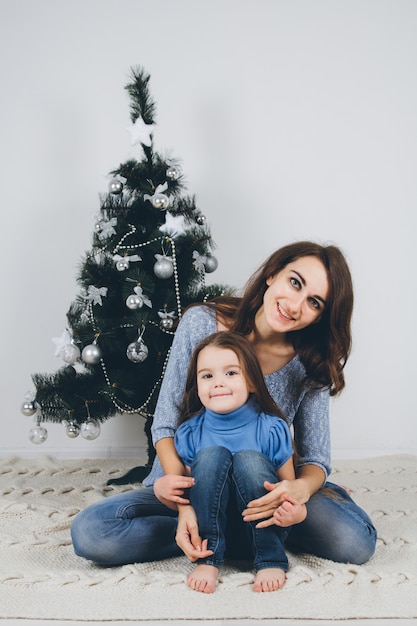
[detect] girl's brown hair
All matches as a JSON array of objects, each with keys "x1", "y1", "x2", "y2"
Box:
[
  {"x1": 178, "y1": 331, "x2": 287, "y2": 425},
  {"x1": 203, "y1": 241, "x2": 353, "y2": 396}
]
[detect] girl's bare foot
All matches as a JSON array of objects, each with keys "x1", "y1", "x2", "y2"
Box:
[
  {"x1": 253, "y1": 567, "x2": 286, "y2": 592},
  {"x1": 187, "y1": 564, "x2": 219, "y2": 594}
]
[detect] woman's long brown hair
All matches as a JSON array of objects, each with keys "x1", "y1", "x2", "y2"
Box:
[
  {"x1": 178, "y1": 331, "x2": 287, "y2": 425},
  {"x1": 201, "y1": 241, "x2": 354, "y2": 396}
]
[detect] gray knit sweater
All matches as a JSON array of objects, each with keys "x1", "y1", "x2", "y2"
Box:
[{"x1": 143, "y1": 305, "x2": 331, "y2": 486}]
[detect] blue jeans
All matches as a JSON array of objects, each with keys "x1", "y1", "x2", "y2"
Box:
[
  {"x1": 71, "y1": 458, "x2": 377, "y2": 567},
  {"x1": 189, "y1": 447, "x2": 289, "y2": 572}
]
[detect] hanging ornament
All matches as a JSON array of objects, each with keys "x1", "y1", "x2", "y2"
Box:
[
  {"x1": 127, "y1": 327, "x2": 149, "y2": 363},
  {"x1": 108, "y1": 178, "x2": 123, "y2": 194},
  {"x1": 81, "y1": 419, "x2": 101, "y2": 440},
  {"x1": 29, "y1": 423, "x2": 48, "y2": 444},
  {"x1": 107, "y1": 174, "x2": 126, "y2": 195},
  {"x1": 116, "y1": 258, "x2": 129, "y2": 272},
  {"x1": 126, "y1": 294, "x2": 142, "y2": 310},
  {"x1": 82, "y1": 343, "x2": 102, "y2": 364},
  {"x1": 166, "y1": 165, "x2": 181, "y2": 180},
  {"x1": 21, "y1": 400, "x2": 37, "y2": 416},
  {"x1": 125, "y1": 285, "x2": 152, "y2": 310},
  {"x1": 159, "y1": 213, "x2": 186, "y2": 238},
  {"x1": 66, "y1": 421, "x2": 80, "y2": 438},
  {"x1": 204, "y1": 255, "x2": 218, "y2": 273},
  {"x1": 144, "y1": 182, "x2": 170, "y2": 210},
  {"x1": 126, "y1": 115, "x2": 154, "y2": 147},
  {"x1": 151, "y1": 193, "x2": 169, "y2": 210},
  {"x1": 113, "y1": 253, "x2": 141, "y2": 272},
  {"x1": 52, "y1": 328, "x2": 73, "y2": 357},
  {"x1": 87, "y1": 286, "x2": 108, "y2": 306},
  {"x1": 192, "y1": 250, "x2": 206, "y2": 273},
  {"x1": 96, "y1": 218, "x2": 117, "y2": 240},
  {"x1": 196, "y1": 213, "x2": 206, "y2": 226},
  {"x1": 154, "y1": 254, "x2": 174, "y2": 279},
  {"x1": 127, "y1": 339, "x2": 149, "y2": 363},
  {"x1": 62, "y1": 343, "x2": 81, "y2": 365},
  {"x1": 158, "y1": 309, "x2": 176, "y2": 331}
]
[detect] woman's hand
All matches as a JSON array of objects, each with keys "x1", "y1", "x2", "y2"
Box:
[
  {"x1": 175, "y1": 505, "x2": 214, "y2": 562},
  {"x1": 256, "y1": 495, "x2": 307, "y2": 528},
  {"x1": 242, "y1": 478, "x2": 311, "y2": 525},
  {"x1": 154, "y1": 474, "x2": 195, "y2": 509}
]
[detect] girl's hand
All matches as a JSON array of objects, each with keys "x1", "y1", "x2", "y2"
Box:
[
  {"x1": 154, "y1": 474, "x2": 195, "y2": 508},
  {"x1": 242, "y1": 478, "x2": 310, "y2": 524},
  {"x1": 175, "y1": 505, "x2": 214, "y2": 562},
  {"x1": 256, "y1": 495, "x2": 307, "y2": 528}
]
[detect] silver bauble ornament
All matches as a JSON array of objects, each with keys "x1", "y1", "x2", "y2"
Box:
[
  {"x1": 151, "y1": 193, "x2": 169, "y2": 210},
  {"x1": 81, "y1": 344, "x2": 102, "y2": 364},
  {"x1": 160, "y1": 318, "x2": 174, "y2": 330},
  {"x1": 62, "y1": 343, "x2": 81, "y2": 365},
  {"x1": 154, "y1": 258, "x2": 174, "y2": 279},
  {"x1": 166, "y1": 166, "x2": 181, "y2": 180},
  {"x1": 204, "y1": 255, "x2": 218, "y2": 273},
  {"x1": 81, "y1": 419, "x2": 101, "y2": 440},
  {"x1": 66, "y1": 422, "x2": 80, "y2": 438},
  {"x1": 126, "y1": 294, "x2": 143, "y2": 310},
  {"x1": 95, "y1": 222, "x2": 102, "y2": 233},
  {"x1": 29, "y1": 424, "x2": 48, "y2": 444},
  {"x1": 126, "y1": 340, "x2": 149, "y2": 363},
  {"x1": 196, "y1": 214, "x2": 206, "y2": 225},
  {"x1": 21, "y1": 400, "x2": 37, "y2": 416},
  {"x1": 109, "y1": 178, "x2": 123, "y2": 194},
  {"x1": 116, "y1": 259, "x2": 129, "y2": 271}
]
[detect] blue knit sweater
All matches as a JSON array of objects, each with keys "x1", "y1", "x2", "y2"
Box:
[{"x1": 174, "y1": 396, "x2": 293, "y2": 470}]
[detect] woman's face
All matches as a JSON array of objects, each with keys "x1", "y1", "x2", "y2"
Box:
[
  {"x1": 196, "y1": 346, "x2": 251, "y2": 414},
  {"x1": 261, "y1": 255, "x2": 329, "y2": 334}
]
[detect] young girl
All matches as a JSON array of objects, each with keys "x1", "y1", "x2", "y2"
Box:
[{"x1": 174, "y1": 331, "x2": 306, "y2": 593}]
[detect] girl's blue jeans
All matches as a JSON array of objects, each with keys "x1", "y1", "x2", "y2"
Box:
[
  {"x1": 71, "y1": 453, "x2": 377, "y2": 567},
  {"x1": 189, "y1": 447, "x2": 289, "y2": 572}
]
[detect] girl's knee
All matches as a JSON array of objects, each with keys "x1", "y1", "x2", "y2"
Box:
[{"x1": 194, "y1": 446, "x2": 232, "y2": 465}]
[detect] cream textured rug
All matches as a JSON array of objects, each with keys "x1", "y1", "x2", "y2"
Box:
[{"x1": 0, "y1": 454, "x2": 416, "y2": 621}]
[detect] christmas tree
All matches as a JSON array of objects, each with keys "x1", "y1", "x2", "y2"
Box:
[{"x1": 21, "y1": 66, "x2": 228, "y2": 478}]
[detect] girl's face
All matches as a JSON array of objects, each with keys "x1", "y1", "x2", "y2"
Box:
[
  {"x1": 196, "y1": 345, "x2": 251, "y2": 414},
  {"x1": 261, "y1": 256, "x2": 329, "y2": 334}
]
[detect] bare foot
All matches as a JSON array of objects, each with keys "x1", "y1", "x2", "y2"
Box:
[
  {"x1": 253, "y1": 568, "x2": 286, "y2": 592},
  {"x1": 187, "y1": 564, "x2": 219, "y2": 594}
]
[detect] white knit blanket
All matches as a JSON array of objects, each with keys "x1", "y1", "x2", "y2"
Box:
[{"x1": 0, "y1": 454, "x2": 415, "y2": 621}]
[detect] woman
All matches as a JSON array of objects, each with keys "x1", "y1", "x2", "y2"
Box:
[{"x1": 71, "y1": 241, "x2": 377, "y2": 568}]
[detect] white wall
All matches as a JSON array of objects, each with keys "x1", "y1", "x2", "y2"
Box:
[{"x1": 1, "y1": 0, "x2": 415, "y2": 460}]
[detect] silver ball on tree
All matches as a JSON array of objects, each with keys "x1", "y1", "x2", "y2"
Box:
[
  {"x1": 81, "y1": 344, "x2": 102, "y2": 364},
  {"x1": 66, "y1": 422, "x2": 80, "y2": 438},
  {"x1": 21, "y1": 400, "x2": 37, "y2": 416},
  {"x1": 154, "y1": 258, "x2": 174, "y2": 279},
  {"x1": 126, "y1": 294, "x2": 143, "y2": 309},
  {"x1": 108, "y1": 178, "x2": 123, "y2": 194},
  {"x1": 196, "y1": 214, "x2": 206, "y2": 225},
  {"x1": 116, "y1": 259, "x2": 129, "y2": 271},
  {"x1": 204, "y1": 255, "x2": 218, "y2": 273},
  {"x1": 29, "y1": 424, "x2": 48, "y2": 444},
  {"x1": 151, "y1": 193, "x2": 169, "y2": 210},
  {"x1": 62, "y1": 343, "x2": 81, "y2": 365},
  {"x1": 160, "y1": 318, "x2": 174, "y2": 330},
  {"x1": 81, "y1": 419, "x2": 101, "y2": 440},
  {"x1": 126, "y1": 340, "x2": 149, "y2": 363},
  {"x1": 166, "y1": 166, "x2": 181, "y2": 180}
]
